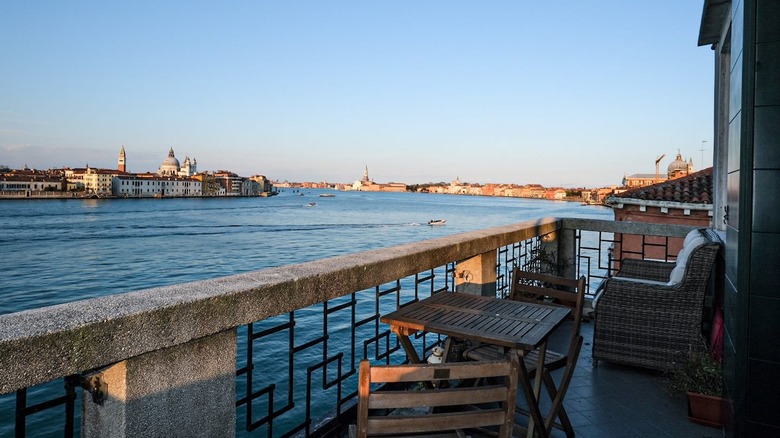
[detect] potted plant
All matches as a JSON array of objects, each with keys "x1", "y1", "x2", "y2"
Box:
[{"x1": 668, "y1": 347, "x2": 726, "y2": 428}]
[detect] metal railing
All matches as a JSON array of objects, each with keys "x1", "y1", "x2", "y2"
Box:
[{"x1": 1, "y1": 218, "x2": 696, "y2": 437}]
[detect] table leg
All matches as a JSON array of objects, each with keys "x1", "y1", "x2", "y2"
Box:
[{"x1": 391, "y1": 326, "x2": 422, "y2": 364}]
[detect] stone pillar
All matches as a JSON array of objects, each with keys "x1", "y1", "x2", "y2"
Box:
[
  {"x1": 82, "y1": 329, "x2": 237, "y2": 438},
  {"x1": 557, "y1": 228, "x2": 577, "y2": 280},
  {"x1": 539, "y1": 229, "x2": 576, "y2": 279},
  {"x1": 455, "y1": 250, "x2": 496, "y2": 297}
]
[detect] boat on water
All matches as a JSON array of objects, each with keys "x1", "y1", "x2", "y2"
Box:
[
  {"x1": 307, "y1": 202, "x2": 316, "y2": 207},
  {"x1": 428, "y1": 219, "x2": 446, "y2": 226},
  {"x1": 319, "y1": 193, "x2": 335, "y2": 197}
]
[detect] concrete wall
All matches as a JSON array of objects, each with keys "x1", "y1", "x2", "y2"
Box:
[{"x1": 82, "y1": 330, "x2": 236, "y2": 438}]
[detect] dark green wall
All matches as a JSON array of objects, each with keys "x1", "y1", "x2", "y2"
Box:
[{"x1": 725, "y1": 0, "x2": 780, "y2": 435}]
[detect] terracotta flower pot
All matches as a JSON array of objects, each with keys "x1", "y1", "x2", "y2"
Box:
[{"x1": 686, "y1": 392, "x2": 725, "y2": 428}]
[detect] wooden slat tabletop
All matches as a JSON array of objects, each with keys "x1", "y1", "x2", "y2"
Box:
[{"x1": 381, "y1": 292, "x2": 570, "y2": 351}]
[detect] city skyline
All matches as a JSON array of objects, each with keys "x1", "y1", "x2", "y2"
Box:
[{"x1": 1, "y1": 1, "x2": 713, "y2": 187}]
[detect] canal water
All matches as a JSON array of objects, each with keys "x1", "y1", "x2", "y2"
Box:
[{"x1": 0, "y1": 190, "x2": 612, "y2": 436}]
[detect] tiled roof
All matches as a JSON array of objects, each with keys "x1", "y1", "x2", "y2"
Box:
[
  {"x1": 625, "y1": 173, "x2": 661, "y2": 179},
  {"x1": 613, "y1": 167, "x2": 713, "y2": 204}
]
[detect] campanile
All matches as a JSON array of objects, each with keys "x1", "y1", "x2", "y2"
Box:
[{"x1": 118, "y1": 145, "x2": 126, "y2": 172}]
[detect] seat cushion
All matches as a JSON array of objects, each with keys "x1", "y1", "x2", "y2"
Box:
[
  {"x1": 675, "y1": 235, "x2": 707, "y2": 269},
  {"x1": 683, "y1": 229, "x2": 704, "y2": 247},
  {"x1": 667, "y1": 265, "x2": 686, "y2": 285}
]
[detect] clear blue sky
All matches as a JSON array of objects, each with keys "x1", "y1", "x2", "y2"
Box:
[{"x1": 1, "y1": 1, "x2": 713, "y2": 187}]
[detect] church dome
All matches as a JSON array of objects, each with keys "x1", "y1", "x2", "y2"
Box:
[
  {"x1": 162, "y1": 148, "x2": 180, "y2": 167},
  {"x1": 159, "y1": 147, "x2": 180, "y2": 175},
  {"x1": 667, "y1": 151, "x2": 688, "y2": 174}
]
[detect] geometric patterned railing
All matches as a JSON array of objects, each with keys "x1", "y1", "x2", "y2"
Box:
[{"x1": 4, "y1": 218, "x2": 694, "y2": 437}]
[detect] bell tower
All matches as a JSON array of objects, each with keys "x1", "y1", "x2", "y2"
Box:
[{"x1": 118, "y1": 145, "x2": 127, "y2": 173}]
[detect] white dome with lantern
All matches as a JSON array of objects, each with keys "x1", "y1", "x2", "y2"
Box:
[
  {"x1": 158, "y1": 148, "x2": 181, "y2": 176},
  {"x1": 667, "y1": 150, "x2": 693, "y2": 179}
]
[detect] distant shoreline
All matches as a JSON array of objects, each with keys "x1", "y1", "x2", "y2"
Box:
[
  {"x1": 0, "y1": 189, "x2": 606, "y2": 205},
  {"x1": 0, "y1": 194, "x2": 270, "y2": 201}
]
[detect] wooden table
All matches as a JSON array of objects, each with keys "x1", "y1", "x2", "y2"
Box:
[{"x1": 380, "y1": 291, "x2": 570, "y2": 438}]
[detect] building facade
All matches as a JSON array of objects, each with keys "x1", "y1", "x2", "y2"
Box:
[
  {"x1": 113, "y1": 175, "x2": 202, "y2": 197},
  {"x1": 212, "y1": 171, "x2": 243, "y2": 196},
  {"x1": 83, "y1": 167, "x2": 118, "y2": 196},
  {"x1": 0, "y1": 176, "x2": 62, "y2": 193},
  {"x1": 249, "y1": 175, "x2": 274, "y2": 194},
  {"x1": 700, "y1": 1, "x2": 780, "y2": 434},
  {"x1": 158, "y1": 147, "x2": 198, "y2": 177}
]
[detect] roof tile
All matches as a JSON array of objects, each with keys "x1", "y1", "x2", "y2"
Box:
[{"x1": 614, "y1": 167, "x2": 713, "y2": 204}]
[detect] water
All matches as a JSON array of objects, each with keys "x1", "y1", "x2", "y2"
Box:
[
  {"x1": 0, "y1": 191, "x2": 611, "y2": 315},
  {"x1": 0, "y1": 190, "x2": 612, "y2": 435}
]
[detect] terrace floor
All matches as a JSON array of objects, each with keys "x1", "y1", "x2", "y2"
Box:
[
  {"x1": 517, "y1": 317, "x2": 725, "y2": 438},
  {"x1": 339, "y1": 317, "x2": 725, "y2": 438}
]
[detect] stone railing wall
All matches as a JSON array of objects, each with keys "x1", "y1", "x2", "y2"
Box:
[{"x1": 0, "y1": 217, "x2": 695, "y2": 437}]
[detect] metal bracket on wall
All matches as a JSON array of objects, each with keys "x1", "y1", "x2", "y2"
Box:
[{"x1": 81, "y1": 374, "x2": 107, "y2": 405}]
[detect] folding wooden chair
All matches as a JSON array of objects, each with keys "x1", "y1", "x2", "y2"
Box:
[
  {"x1": 349, "y1": 355, "x2": 519, "y2": 438},
  {"x1": 463, "y1": 269, "x2": 586, "y2": 438}
]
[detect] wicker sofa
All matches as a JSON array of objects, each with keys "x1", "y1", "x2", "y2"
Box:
[{"x1": 592, "y1": 228, "x2": 721, "y2": 371}]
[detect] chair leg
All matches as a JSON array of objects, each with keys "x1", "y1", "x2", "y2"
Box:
[
  {"x1": 515, "y1": 352, "x2": 548, "y2": 438},
  {"x1": 543, "y1": 337, "x2": 582, "y2": 438},
  {"x1": 541, "y1": 370, "x2": 574, "y2": 437}
]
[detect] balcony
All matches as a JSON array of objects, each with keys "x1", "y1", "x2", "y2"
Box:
[{"x1": 0, "y1": 217, "x2": 722, "y2": 437}]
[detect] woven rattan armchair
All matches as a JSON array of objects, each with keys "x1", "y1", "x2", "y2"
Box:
[{"x1": 592, "y1": 229, "x2": 721, "y2": 371}]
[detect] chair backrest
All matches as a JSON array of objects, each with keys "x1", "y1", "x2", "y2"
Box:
[
  {"x1": 509, "y1": 269, "x2": 587, "y2": 339},
  {"x1": 353, "y1": 356, "x2": 519, "y2": 438},
  {"x1": 508, "y1": 270, "x2": 586, "y2": 437},
  {"x1": 668, "y1": 231, "x2": 720, "y2": 287}
]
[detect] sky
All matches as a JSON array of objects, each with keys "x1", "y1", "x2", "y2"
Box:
[{"x1": 0, "y1": 1, "x2": 714, "y2": 187}]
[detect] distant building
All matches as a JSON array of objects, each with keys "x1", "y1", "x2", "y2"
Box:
[
  {"x1": 180, "y1": 156, "x2": 197, "y2": 177},
  {"x1": 248, "y1": 175, "x2": 274, "y2": 194},
  {"x1": 352, "y1": 166, "x2": 373, "y2": 191},
  {"x1": 113, "y1": 174, "x2": 201, "y2": 197},
  {"x1": 592, "y1": 188, "x2": 616, "y2": 203},
  {"x1": 158, "y1": 147, "x2": 198, "y2": 177},
  {"x1": 193, "y1": 173, "x2": 223, "y2": 196},
  {"x1": 545, "y1": 189, "x2": 567, "y2": 200},
  {"x1": 0, "y1": 175, "x2": 63, "y2": 193},
  {"x1": 667, "y1": 151, "x2": 695, "y2": 179},
  {"x1": 118, "y1": 145, "x2": 127, "y2": 173},
  {"x1": 350, "y1": 166, "x2": 406, "y2": 192},
  {"x1": 607, "y1": 167, "x2": 713, "y2": 261},
  {"x1": 212, "y1": 171, "x2": 243, "y2": 196},
  {"x1": 241, "y1": 179, "x2": 260, "y2": 196},
  {"x1": 623, "y1": 151, "x2": 695, "y2": 188},
  {"x1": 64, "y1": 168, "x2": 87, "y2": 191},
  {"x1": 83, "y1": 166, "x2": 120, "y2": 195}
]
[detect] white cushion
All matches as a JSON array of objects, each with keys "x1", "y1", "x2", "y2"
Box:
[
  {"x1": 675, "y1": 235, "x2": 707, "y2": 268},
  {"x1": 667, "y1": 265, "x2": 685, "y2": 285},
  {"x1": 675, "y1": 246, "x2": 690, "y2": 267},
  {"x1": 683, "y1": 229, "x2": 703, "y2": 247}
]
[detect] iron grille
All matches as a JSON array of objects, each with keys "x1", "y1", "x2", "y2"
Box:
[{"x1": 3, "y1": 227, "x2": 680, "y2": 437}]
